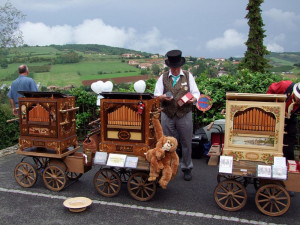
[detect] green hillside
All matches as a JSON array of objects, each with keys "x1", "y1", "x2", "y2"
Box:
[
  {"x1": 0, "y1": 45, "x2": 150, "y2": 88},
  {"x1": 0, "y1": 44, "x2": 299, "y2": 89}
]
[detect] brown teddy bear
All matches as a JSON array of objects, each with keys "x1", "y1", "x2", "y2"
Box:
[{"x1": 146, "y1": 112, "x2": 179, "y2": 189}]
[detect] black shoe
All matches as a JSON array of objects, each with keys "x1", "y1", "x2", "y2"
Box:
[{"x1": 183, "y1": 169, "x2": 192, "y2": 181}]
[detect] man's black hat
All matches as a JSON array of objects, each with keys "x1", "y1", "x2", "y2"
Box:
[{"x1": 165, "y1": 50, "x2": 185, "y2": 68}]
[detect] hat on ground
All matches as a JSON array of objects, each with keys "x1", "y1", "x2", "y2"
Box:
[
  {"x1": 293, "y1": 82, "x2": 300, "y2": 99},
  {"x1": 63, "y1": 197, "x2": 92, "y2": 213},
  {"x1": 165, "y1": 50, "x2": 185, "y2": 68}
]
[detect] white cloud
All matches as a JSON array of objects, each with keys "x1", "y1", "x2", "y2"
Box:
[
  {"x1": 19, "y1": 19, "x2": 176, "y2": 54},
  {"x1": 20, "y1": 22, "x2": 73, "y2": 45},
  {"x1": 127, "y1": 27, "x2": 177, "y2": 55},
  {"x1": 264, "y1": 8, "x2": 300, "y2": 30},
  {"x1": 266, "y1": 42, "x2": 284, "y2": 52},
  {"x1": 206, "y1": 29, "x2": 246, "y2": 51}
]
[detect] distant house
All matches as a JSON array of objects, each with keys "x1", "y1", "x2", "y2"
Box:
[
  {"x1": 214, "y1": 58, "x2": 225, "y2": 62},
  {"x1": 232, "y1": 61, "x2": 240, "y2": 65},
  {"x1": 122, "y1": 53, "x2": 135, "y2": 58},
  {"x1": 151, "y1": 55, "x2": 159, "y2": 58},
  {"x1": 197, "y1": 57, "x2": 205, "y2": 60},
  {"x1": 139, "y1": 63, "x2": 152, "y2": 69},
  {"x1": 128, "y1": 60, "x2": 139, "y2": 65},
  {"x1": 217, "y1": 70, "x2": 228, "y2": 77}
]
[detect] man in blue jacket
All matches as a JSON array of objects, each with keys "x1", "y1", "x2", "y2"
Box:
[{"x1": 7, "y1": 65, "x2": 38, "y2": 116}]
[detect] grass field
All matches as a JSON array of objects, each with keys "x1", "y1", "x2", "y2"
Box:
[{"x1": 0, "y1": 46, "x2": 143, "y2": 87}]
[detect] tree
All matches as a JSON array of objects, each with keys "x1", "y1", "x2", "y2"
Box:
[
  {"x1": 151, "y1": 64, "x2": 160, "y2": 76},
  {"x1": 0, "y1": 1, "x2": 25, "y2": 48},
  {"x1": 239, "y1": 0, "x2": 271, "y2": 73}
]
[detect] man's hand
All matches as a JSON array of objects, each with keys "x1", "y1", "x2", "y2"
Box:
[
  {"x1": 12, "y1": 107, "x2": 18, "y2": 116},
  {"x1": 160, "y1": 94, "x2": 173, "y2": 101},
  {"x1": 188, "y1": 97, "x2": 197, "y2": 104}
]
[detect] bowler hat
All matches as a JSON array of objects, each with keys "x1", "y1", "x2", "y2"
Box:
[
  {"x1": 165, "y1": 50, "x2": 185, "y2": 68},
  {"x1": 293, "y1": 82, "x2": 300, "y2": 99}
]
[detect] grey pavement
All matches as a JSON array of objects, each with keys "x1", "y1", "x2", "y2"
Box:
[{"x1": 0, "y1": 147, "x2": 299, "y2": 225}]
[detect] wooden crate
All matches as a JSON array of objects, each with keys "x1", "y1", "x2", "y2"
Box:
[
  {"x1": 222, "y1": 93, "x2": 286, "y2": 164},
  {"x1": 18, "y1": 92, "x2": 78, "y2": 156},
  {"x1": 284, "y1": 172, "x2": 300, "y2": 192}
]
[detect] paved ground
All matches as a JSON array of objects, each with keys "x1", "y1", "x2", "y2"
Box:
[{"x1": 0, "y1": 147, "x2": 299, "y2": 225}]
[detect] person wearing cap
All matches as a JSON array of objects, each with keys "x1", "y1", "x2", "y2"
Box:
[
  {"x1": 267, "y1": 80, "x2": 300, "y2": 160},
  {"x1": 154, "y1": 50, "x2": 200, "y2": 181},
  {"x1": 7, "y1": 65, "x2": 38, "y2": 116}
]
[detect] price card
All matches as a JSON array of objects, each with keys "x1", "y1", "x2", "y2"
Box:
[
  {"x1": 219, "y1": 156, "x2": 233, "y2": 174},
  {"x1": 272, "y1": 166, "x2": 287, "y2": 180},
  {"x1": 125, "y1": 156, "x2": 138, "y2": 168},
  {"x1": 107, "y1": 153, "x2": 127, "y2": 167},
  {"x1": 257, "y1": 165, "x2": 272, "y2": 178},
  {"x1": 93, "y1": 152, "x2": 108, "y2": 165}
]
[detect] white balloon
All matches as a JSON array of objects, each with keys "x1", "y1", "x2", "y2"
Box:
[
  {"x1": 134, "y1": 80, "x2": 146, "y2": 93},
  {"x1": 102, "y1": 81, "x2": 113, "y2": 92},
  {"x1": 91, "y1": 81, "x2": 103, "y2": 94}
]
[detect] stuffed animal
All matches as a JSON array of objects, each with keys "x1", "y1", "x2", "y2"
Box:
[{"x1": 146, "y1": 112, "x2": 179, "y2": 189}]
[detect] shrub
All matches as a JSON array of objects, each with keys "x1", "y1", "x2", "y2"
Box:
[{"x1": 0, "y1": 105, "x2": 19, "y2": 149}]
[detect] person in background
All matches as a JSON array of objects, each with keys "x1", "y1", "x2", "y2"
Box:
[
  {"x1": 154, "y1": 50, "x2": 200, "y2": 181},
  {"x1": 7, "y1": 65, "x2": 38, "y2": 116},
  {"x1": 267, "y1": 80, "x2": 300, "y2": 160}
]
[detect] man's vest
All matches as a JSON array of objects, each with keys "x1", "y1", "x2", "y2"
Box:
[{"x1": 161, "y1": 70, "x2": 193, "y2": 118}]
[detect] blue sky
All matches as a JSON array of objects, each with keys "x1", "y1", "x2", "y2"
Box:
[{"x1": 8, "y1": 0, "x2": 300, "y2": 58}]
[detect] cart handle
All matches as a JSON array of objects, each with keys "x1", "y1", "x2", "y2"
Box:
[
  {"x1": 6, "y1": 118, "x2": 19, "y2": 123},
  {"x1": 60, "y1": 107, "x2": 79, "y2": 113},
  {"x1": 88, "y1": 118, "x2": 101, "y2": 126}
]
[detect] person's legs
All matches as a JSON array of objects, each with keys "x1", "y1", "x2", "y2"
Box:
[
  {"x1": 176, "y1": 112, "x2": 193, "y2": 180},
  {"x1": 160, "y1": 112, "x2": 176, "y2": 137}
]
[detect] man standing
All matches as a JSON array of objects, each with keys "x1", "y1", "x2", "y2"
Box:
[
  {"x1": 267, "y1": 80, "x2": 300, "y2": 160},
  {"x1": 154, "y1": 50, "x2": 200, "y2": 181},
  {"x1": 7, "y1": 65, "x2": 38, "y2": 116}
]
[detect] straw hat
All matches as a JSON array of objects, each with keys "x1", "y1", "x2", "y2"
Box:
[{"x1": 63, "y1": 197, "x2": 92, "y2": 212}]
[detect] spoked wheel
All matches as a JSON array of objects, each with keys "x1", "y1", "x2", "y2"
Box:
[
  {"x1": 14, "y1": 162, "x2": 37, "y2": 188},
  {"x1": 42, "y1": 165, "x2": 67, "y2": 191},
  {"x1": 94, "y1": 168, "x2": 121, "y2": 197},
  {"x1": 66, "y1": 172, "x2": 82, "y2": 180},
  {"x1": 127, "y1": 172, "x2": 156, "y2": 201},
  {"x1": 255, "y1": 183, "x2": 291, "y2": 216},
  {"x1": 115, "y1": 168, "x2": 132, "y2": 183},
  {"x1": 217, "y1": 174, "x2": 248, "y2": 187},
  {"x1": 214, "y1": 180, "x2": 248, "y2": 211}
]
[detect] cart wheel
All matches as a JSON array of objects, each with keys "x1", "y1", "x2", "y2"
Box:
[
  {"x1": 255, "y1": 183, "x2": 291, "y2": 216},
  {"x1": 115, "y1": 168, "x2": 132, "y2": 183},
  {"x1": 214, "y1": 180, "x2": 247, "y2": 211},
  {"x1": 42, "y1": 165, "x2": 67, "y2": 191},
  {"x1": 14, "y1": 162, "x2": 37, "y2": 188},
  {"x1": 94, "y1": 168, "x2": 121, "y2": 197},
  {"x1": 127, "y1": 172, "x2": 156, "y2": 201},
  {"x1": 66, "y1": 172, "x2": 82, "y2": 180},
  {"x1": 217, "y1": 174, "x2": 247, "y2": 187}
]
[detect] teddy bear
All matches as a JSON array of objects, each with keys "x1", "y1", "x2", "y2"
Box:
[{"x1": 145, "y1": 112, "x2": 179, "y2": 189}]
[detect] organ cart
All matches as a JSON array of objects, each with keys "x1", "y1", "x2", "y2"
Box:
[
  {"x1": 83, "y1": 92, "x2": 160, "y2": 201},
  {"x1": 212, "y1": 93, "x2": 300, "y2": 216},
  {"x1": 13, "y1": 91, "x2": 91, "y2": 191}
]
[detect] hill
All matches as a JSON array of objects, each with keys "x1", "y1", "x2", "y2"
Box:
[{"x1": 0, "y1": 44, "x2": 299, "y2": 89}]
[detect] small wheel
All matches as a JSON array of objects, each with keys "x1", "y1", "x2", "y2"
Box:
[
  {"x1": 127, "y1": 172, "x2": 156, "y2": 201},
  {"x1": 42, "y1": 165, "x2": 67, "y2": 191},
  {"x1": 255, "y1": 183, "x2": 291, "y2": 216},
  {"x1": 94, "y1": 168, "x2": 121, "y2": 197},
  {"x1": 115, "y1": 168, "x2": 132, "y2": 183},
  {"x1": 217, "y1": 174, "x2": 247, "y2": 187},
  {"x1": 214, "y1": 180, "x2": 247, "y2": 211},
  {"x1": 66, "y1": 172, "x2": 82, "y2": 180},
  {"x1": 14, "y1": 162, "x2": 37, "y2": 188}
]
